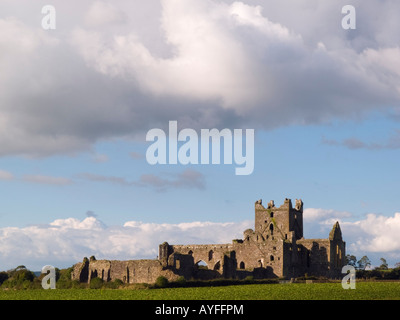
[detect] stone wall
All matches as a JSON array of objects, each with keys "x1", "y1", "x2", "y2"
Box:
[{"x1": 71, "y1": 255, "x2": 190, "y2": 284}]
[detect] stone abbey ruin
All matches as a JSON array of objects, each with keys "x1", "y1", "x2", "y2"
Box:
[{"x1": 71, "y1": 198, "x2": 346, "y2": 284}]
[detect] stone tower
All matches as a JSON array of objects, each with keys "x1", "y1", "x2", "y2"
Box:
[{"x1": 255, "y1": 198, "x2": 303, "y2": 242}]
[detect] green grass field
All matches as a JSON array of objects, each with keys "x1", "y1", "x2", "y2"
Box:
[{"x1": 0, "y1": 282, "x2": 399, "y2": 300}]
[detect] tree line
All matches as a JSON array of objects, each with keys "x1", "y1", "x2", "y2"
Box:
[{"x1": 345, "y1": 255, "x2": 400, "y2": 280}]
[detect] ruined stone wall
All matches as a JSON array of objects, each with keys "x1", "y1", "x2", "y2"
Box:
[
  {"x1": 233, "y1": 238, "x2": 284, "y2": 278},
  {"x1": 296, "y1": 239, "x2": 331, "y2": 277},
  {"x1": 169, "y1": 244, "x2": 234, "y2": 278},
  {"x1": 71, "y1": 257, "x2": 185, "y2": 284}
]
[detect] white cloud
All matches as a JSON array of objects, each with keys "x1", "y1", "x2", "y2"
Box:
[
  {"x1": 303, "y1": 208, "x2": 400, "y2": 266},
  {"x1": 71, "y1": 0, "x2": 400, "y2": 120},
  {"x1": 351, "y1": 213, "x2": 400, "y2": 253},
  {"x1": 0, "y1": 217, "x2": 252, "y2": 271},
  {"x1": 84, "y1": 1, "x2": 128, "y2": 27},
  {"x1": 1, "y1": 209, "x2": 400, "y2": 271},
  {"x1": 0, "y1": 1, "x2": 399, "y2": 157},
  {"x1": 71, "y1": 0, "x2": 302, "y2": 111},
  {"x1": 304, "y1": 208, "x2": 352, "y2": 221}
]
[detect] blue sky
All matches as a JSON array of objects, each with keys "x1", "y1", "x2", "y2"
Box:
[
  {"x1": 0, "y1": 0, "x2": 400, "y2": 270},
  {"x1": 1, "y1": 111, "x2": 398, "y2": 226}
]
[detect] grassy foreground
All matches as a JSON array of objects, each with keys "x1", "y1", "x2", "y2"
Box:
[{"x1": 0, "y1": 282, "x2": 399, "y2": 300}]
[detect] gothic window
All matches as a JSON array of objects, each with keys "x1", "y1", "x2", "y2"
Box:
[
  {"x1": 269, "y1": 223, "x2": 274, "y2": 235},
  {"x1": 239, "y1": 261, "x2": 245, "y2": 269},
  {"x1": 197, "y1": 260, "x2": 208, "y2": 269}
]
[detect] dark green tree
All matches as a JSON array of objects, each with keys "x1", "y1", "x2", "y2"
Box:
[
  {"x1": 378, "y1": 258, "x2": 388, "y2": 270},
  {"x1": 357, "y1": 256, "x2": 371, "y2": 270},
  {"x1": 345, "y1": 254, "x2": 357, "y2": 267}
]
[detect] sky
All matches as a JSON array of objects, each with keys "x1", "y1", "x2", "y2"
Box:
[{"x1": 0, "y1": 0, "x2": 400, "y2": 271}]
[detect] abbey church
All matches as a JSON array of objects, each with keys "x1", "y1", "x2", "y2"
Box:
[{"x1": 72, "y1": 198, "x2": 346, "y2": 284}]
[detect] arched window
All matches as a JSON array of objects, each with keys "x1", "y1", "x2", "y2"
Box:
[
  {"x1": 214, "y1": 261, "x2": 221, "y2": 271},
  {"x1": 208, "y1": 250, "x2": 213, "y2": 261},
  {"x1": 269, "y1": 223, "x2": 274, "y2": 235},
  {"x1": 270, "y1": 255, "x2": 274, "y2": 262},
  {"x1": 270, "y1": 212, "x2": 274, "y2": 218},
  {"x1": 196, "y1": 260, "x2": 208, "y2": 270},
  {"x1": 239, "y1": 261, "x2": 245, "y2": 269}
]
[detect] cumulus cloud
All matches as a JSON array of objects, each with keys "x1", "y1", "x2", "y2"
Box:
[
  {"x1": 71, "y1": 0, "x2": 400, "y2": 120},
  {"x1": 349, "y1": 213, "x2": 400, "y2": 253},
  {"x1": 0, "y1": 217, "x2": 252, "y2": 270},
  {"x1": 84, "y1": 1, "x2": 128, "y2": 27},
  {"x1": 0, "y1": 0, "x2": 399, "y2": 158},
  {"x1": 0, "y1": 208, "x2": 399, "y2": 270},
  {"x1": 303, "y1": 207, "x2": 400, "y2": 266}
]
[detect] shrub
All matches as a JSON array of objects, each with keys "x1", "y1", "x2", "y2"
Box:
[
  {"x1": 104, "y1": 279, "x2": 124, "y2": 289},
  {"x1": 175, "y1": 276, "x2": 186, "y2": 286},
  {"x1": 154, "y1": 276, "x2": 169, "y2": 288},
  {"x1": 0, "y1": 272, "x2": 9, "y2": 285},
  {"x1": 89, "y1": 277, "x2": 104, "y2": 289},
  {"x1": 113, "y1": 279, "x2": 124, "y2": 287}
]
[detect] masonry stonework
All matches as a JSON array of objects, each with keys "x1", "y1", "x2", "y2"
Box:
[{"x1": 71, "y1": 198, "x2": 346, "y2": 284}]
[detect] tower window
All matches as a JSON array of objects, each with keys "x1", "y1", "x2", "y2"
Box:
[{"x1": 270, "y1": 212, "x2": 274, "y2": 218}]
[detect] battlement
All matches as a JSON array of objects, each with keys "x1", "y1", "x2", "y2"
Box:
[{"x1": 254, "y1": 198, "x2": 303, "y2": 241}]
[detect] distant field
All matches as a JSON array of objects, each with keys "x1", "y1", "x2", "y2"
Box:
[{"x1": 0, "y1": 282, "x2": 399, "y2": 300}]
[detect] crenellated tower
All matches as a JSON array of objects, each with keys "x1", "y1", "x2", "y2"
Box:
[{"x1": 254, "y1": 198, "x2": 303, "y2": 242}]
